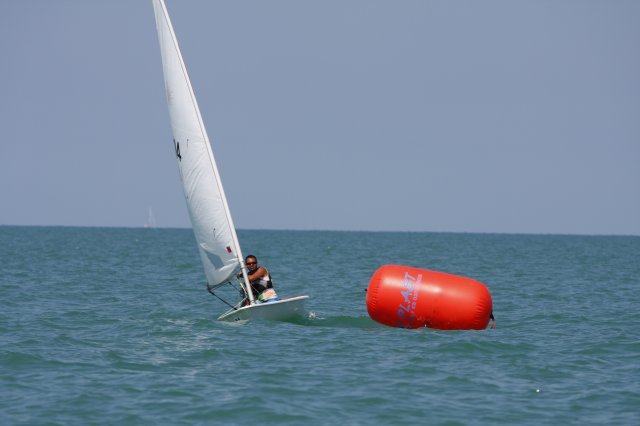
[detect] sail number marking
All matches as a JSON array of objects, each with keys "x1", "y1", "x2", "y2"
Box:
[{"x1": 173, "y1": 138, "x2": 182, "y2": 161}]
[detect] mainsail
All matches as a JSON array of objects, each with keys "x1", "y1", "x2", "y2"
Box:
[{"x1": 152, "y1": 0, "x2": 244, "y2": 288}]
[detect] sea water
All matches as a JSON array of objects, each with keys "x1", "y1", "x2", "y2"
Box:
[{"x1": 1, "y1": 226, "x2": 638, "y2": 425}]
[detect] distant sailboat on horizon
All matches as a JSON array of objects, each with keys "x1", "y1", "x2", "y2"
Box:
[{"x1": 144, "y1": 206, "x2": 157, "y2": 228}]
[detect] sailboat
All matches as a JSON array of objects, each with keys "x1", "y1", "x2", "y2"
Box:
[
  {"x1": 144, "y1": 206, "x2": 156, "y2": 228},
  {"x1": 152, "y1": 0, "x2": 308, "y2": 322}
]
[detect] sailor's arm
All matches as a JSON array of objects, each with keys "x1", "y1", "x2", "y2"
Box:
[{"x1": 247, "y1": 266, "x2": 267, "y2": 282}]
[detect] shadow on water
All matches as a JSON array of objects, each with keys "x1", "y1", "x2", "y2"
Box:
[
  {"x1": 215, "y1": 312, "x2": 383, "y2": 329},
  {"x1": 283, "y1": 313, "x2": 383, "y2": 329}
]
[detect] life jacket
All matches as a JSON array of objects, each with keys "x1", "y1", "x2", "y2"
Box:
[{"x1": 250, "y1": 268, "x2": 278, "y2": 302}]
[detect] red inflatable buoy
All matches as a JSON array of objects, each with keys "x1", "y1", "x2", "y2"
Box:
[{"x1": 366, "y1": 265, "x2": 493, "y2": 330}]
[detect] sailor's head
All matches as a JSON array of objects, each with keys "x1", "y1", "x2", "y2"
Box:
[{"x1": 245, "y1": 255, "x2": 258, "y2": 271}]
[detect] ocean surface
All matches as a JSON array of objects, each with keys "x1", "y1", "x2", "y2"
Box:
[{"x1": 1, "y1": 226, "x2": 639, "y2": 425}]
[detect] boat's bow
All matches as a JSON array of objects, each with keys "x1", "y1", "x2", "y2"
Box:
[{"x1": 218, "y1": 295, "x2": 309, "y2": 322}]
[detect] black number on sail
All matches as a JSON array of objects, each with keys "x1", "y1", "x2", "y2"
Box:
[{"x1": 173, "y1": 138, "x2": 182, "y2": 161}]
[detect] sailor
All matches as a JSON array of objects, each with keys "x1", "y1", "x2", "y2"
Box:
[{"x1": 244, "y1": 255, "x2": 279, "y2": 303}]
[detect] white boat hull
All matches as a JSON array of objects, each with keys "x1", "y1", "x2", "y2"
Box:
[{"x1": 218, "y1": 295, "x2": 309, "y2": 322}]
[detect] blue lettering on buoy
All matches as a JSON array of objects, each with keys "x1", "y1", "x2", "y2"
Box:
[{"x1": 396, "y1": 272, "x2": 422, "y2": 328}]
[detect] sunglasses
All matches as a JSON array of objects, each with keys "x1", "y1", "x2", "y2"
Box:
[{"x1": 246, "y1": 262, "x2": 257, "y2": 265}]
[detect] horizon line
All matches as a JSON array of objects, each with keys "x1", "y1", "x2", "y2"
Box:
[{"x1": 1, "y1": 223, "x2": 638, "y2": 238}]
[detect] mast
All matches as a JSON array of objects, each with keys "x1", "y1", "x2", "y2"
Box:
[{"x1": 152, "y1": 0, "x2": 255, "y2": 304}]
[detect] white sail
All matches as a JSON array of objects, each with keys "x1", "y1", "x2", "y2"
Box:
[
  {"x1": 152, "y1": 0, "x2": 243, "y2": 288},
  {"x1": 144, "y1": 206, "x2": 156, "y2": 228}
]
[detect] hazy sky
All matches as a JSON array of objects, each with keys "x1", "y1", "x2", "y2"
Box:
[{"x1": 2, "y1": 1, "x2": 638, "y2": 235}]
